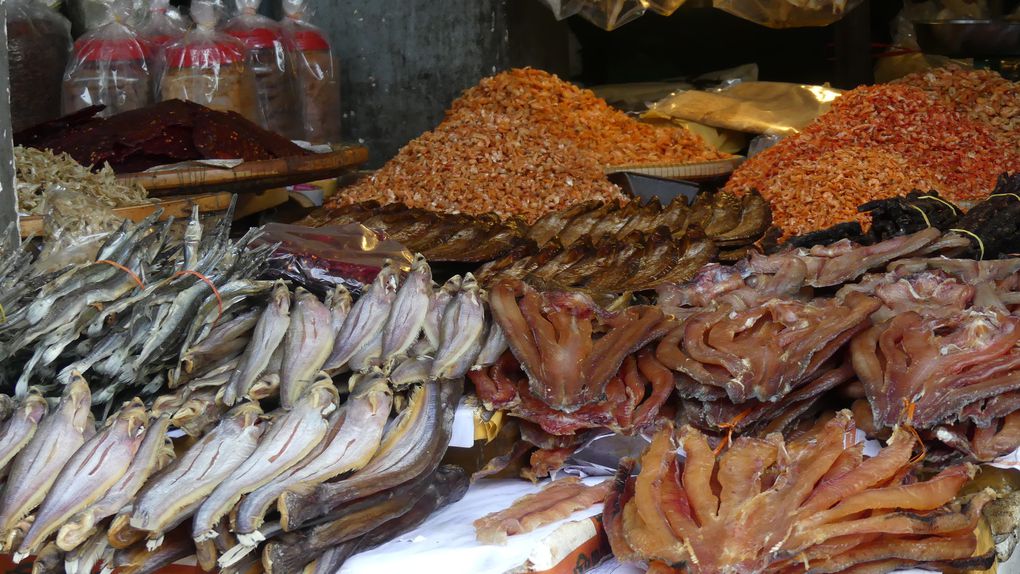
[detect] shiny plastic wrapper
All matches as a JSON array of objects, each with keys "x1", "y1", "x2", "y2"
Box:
[
  {"x1": 160, "y1": 0, "x2": 259, "y2": 122},
  {"x1": 644, "y1": 81, "x2": 843, "y2": 136},
  {"x1": 714, "y1": 0, "x2": 866, "y2": 27},
  {"x1": 7, "y1": 0, "x2": 71, "y2": 132},
  {"x1": 62, "y1": 6, "x2": 153, "y2": 117},
  {"x1": 224, "y1": 0, "x2": 300, "y2": 138},
  {"x1": 253, "y1": 223, "x2": 413, "y2": 296},
  {"x1": 281, "y1": 0, "x2": 342, "y2": 144},
  {"x1": 539, "y1": 0, "x2": 687, "y2": 30},
  {"x1": 36, "y1": 186, "x2": 125, "y2": 273}
]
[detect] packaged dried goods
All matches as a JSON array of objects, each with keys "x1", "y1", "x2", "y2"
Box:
[
  {"x1": 160, "y1": 0, "x2": 259, "y2": 122},
  {"x1": 136, "y1": 0, "x2": 188, "y2": 93},
  {"x1": 223, "y1": 0, "x2": 299, "y2": 138},
  {"x1": 62, "y1": 3, "x2": 153, "y2": 116},
  {"x1": 281, "y1": 0, "x2": 341, "y2": 144},
  {"x1": 7, "y1": 0, "x2": 72, "y2": 131}
]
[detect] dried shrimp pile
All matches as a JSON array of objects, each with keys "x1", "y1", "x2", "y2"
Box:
[
  {"x1": 330, "y1": 68, "x2": 727, "y2": 222},
  {"x1": 725, "y1": 82, "x2": 1020, "y2": 236},
  {"x1": 14, "y1": 146, "x2": 148, "y2": 215},
  {"x1": 896, "y1": 67, "x2": 1020, "y2": 144}
]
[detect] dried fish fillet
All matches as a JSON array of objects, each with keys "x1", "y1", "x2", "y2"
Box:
[
  {"x1": 223, "y1": 281, "x2": 291, "y2": 406},
  {"x1": 0, "y1": 391, "x2": 47, "y2": 478},
  {"x1": 474, "y1": 477, "x2": 610, "y2": 545},
  {"x1": 280, "y1": 288, "x2": 335, "y2": 408}
]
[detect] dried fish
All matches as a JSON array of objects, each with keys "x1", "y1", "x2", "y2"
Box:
[
  {"x1": 419, "y1": 276, "x2": 461, "y2": 357},
  {"x1": 380, "y1": 254, "x2": 433, "y2": 370},
  {"x1": 324, "y1": 264, "x2": 399, "y2": 371},
  {"x1": 113, "y1": 525, "x2": 194, "y2": 574},
  {"x1": 223, "y1": 281, "x2": 291, "y2": 406},
  {"x1": 0, "y1": 391, "x2": 47, "y2": 478},
  {"x1": 281, "y1": 288, "x2": 336, "y2": 409},
  {"x1": 474, "y1": 477, "x2": 610, "y2": 544},
  {"x1": 431, "y1": 274, "x2": 486, "y2": 380},
  {"x1": 64, "y1": 528, "x2": 110, "y2": 574}
]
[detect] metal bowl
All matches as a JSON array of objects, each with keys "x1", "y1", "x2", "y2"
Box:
[{"x1": 913, "y1": 19, "x2": 1020, "y2": 57}]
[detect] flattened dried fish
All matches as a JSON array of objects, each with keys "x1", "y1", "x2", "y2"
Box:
[
  {"x1": 381, "y1": 254, "x2": 432, "y2": 370},
  {"x1": 114, "y1": 525, "x2": 194, "y2": 574},
  {"x1": 193, "y1": 380, "x2": 338, "y2": 543},
  {"x1": 223, "y1": 281, "x2": 291, "y2": 406},
  {"x1": 474, "y1": 477, "x2": 610, "y2": 544},
  {"x1": 431, "y1": 274, "x2": 485, "y2": 380},
  {"x1": 0, "y1": 391, "x2": 47, "y2": 478},
  {"x1": 281, "y1": 288, "x2": 335, "y2": 409},
  {"x1": 17, "y1": 400, "x2": 148, "y2": 558},
  {"x1": 280, "y1": 378, "x2": 461, "y2": 530},
  {"x1": 57, "y1": 415, "x2": 175, "y2": 552},
  {"x1": 0, "y1": 379, "x2": 92, "y2": 544},
  {"x1": 130, "y1": 404, "x2": 264, "y2": 539},
  {"x1": 64, "y1": 528, "x2": 110, "y2": 574},
  {"x1": 233, "y1": 377, "x2": 392, "y2": 543},
  {"x1": 473, "y1": 321, "x2": 508, "y2": 370},
  {"x1": 324, "y1": 265, "x2": 398, "y2": 371},
  {"x1": 326, "y1": 285, "x2": 352, "y2": 337},
  {"x1": 419, "y1": 276, "x2": 461, "y2": 357}
]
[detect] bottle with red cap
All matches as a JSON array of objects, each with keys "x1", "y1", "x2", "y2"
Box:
[
  {"x1": 137, "y1": 0, "x2": 189, "y2": 99},
  {"x1": 61, "y1": 0, "x2": 152, "y2": 116},
  {"x1": 223, "y1": 0, "x2": 299, "y2": 138},
  {"x1": 160, "y1": 0, "x2": 259, "y2": 123},
  {"x1": 281, "y1": 0, "x2": 341, "y2": 144}
]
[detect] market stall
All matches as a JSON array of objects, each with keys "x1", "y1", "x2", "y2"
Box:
[{"x1": 0, "y1": 0, "x2": 1019, "y2": 573}]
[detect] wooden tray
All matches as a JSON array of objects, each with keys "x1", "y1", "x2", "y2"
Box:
[
  {"x1": 19, "y1": 189, "x2": 289, "y2": 238},
  {"x1": 118, "y1": 146, "x2": 369, "y2": 198}
]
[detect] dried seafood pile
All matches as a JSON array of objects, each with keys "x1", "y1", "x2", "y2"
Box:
[
  {"x1": 14, "y1": 146, "x2": 148, "y2": 215},
  {"x1": 605, "y1": 412, "x2": 995, "y2": 574},
  {"x1": 327, "y1": 68, "x2": 727, "y2": 222},
  {"x1": 300, "y1": 201, "x2": 533, "y2": 263},
  {"x1": 475, "y1": 191, "x2": 771, "y2": 293}
]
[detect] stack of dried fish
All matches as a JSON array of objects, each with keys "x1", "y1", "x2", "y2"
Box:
[
  {"x1": 300, "y1": 201, "x2": 533, "y2": 263},
  {"x1": 475, "y1": 191, "x2": 770, "y2": 293},
  {"x1": 0, "y1": 200, "x2": 275, "y2": 406}
]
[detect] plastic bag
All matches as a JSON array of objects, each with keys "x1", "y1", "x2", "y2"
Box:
[
  {"x1": 281, "y1": 0, "x2": 342, "y2": 144},
  {"x1": 62, "y1": 0, "x2": 153, "y2": 116},
  {"x1": 7, "y1": 0, "x2": 72, "y2": 132},
  {"x1": 713, "y1": 0, "x2": 866, "y2": 28},
  {"x1": 253, "y1": 223, "x2": 412, "y2": 296},
  {"x1": 136, "y1": 0, "x2": 188, "y2": 98},
  {"x1": 223, "y1": 0, "x2": 299, "y2": 137},
  {"x1": 539, "y1": 0, "x2": 687, "y2": 31},
  {"x1": 35, "y1": 186, "x2": 126, "y2": 273},
  {"x1": 160, "y1": 0, "x2": 259, "y2": 122}
]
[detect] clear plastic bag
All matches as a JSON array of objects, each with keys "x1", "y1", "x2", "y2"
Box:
[
  {"x1": 35, "y1": 186, "x2": 126, "y2": 273},
  {"x1": 7, "y1": 0, "x2": 72, "y2": 131},
  {"x1": 253, "y1": 223, "x2": 412, "y2": 296},
  {"x1": 136, "y1": 0, "x2": 188, "y2": 99},
  {"x1": 281, "y1": 0, "x2": 342, "y2": 144},
  {"x1": 713, "y1": 0, "x2": 866, "y2": 28},
  {"x1": 539, "y1": 0, "x2": 687, "y2": 31},
  {"x1": 62, "y1": 0, "x2": 153, "y2": 116},
  {"x1": 160, "y1": 0, "x2": 259, "y2": 122},
  {"x1": 223, "y1": 0, "x2": 300, "y2": 137}
]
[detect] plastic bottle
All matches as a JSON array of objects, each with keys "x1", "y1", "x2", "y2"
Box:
[{"x1": 281, "y1": 0, "x2": 341, "y2": 144}]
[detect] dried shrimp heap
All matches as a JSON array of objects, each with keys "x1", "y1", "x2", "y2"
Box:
[
  {"x1": 725, "y1": 82, "x2": 1020, "y2": 236},
  {"x1": 14, "y1": 146, "x2": 148, "y2": 215},
  {"x1": 330, "y1": 68, "x2": 727, "y2": 222}
]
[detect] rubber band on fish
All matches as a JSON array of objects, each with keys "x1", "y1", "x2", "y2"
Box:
[
  {"x1": 990, "y1": 193, "x2": 1020, "y2": 203},
  {"x1": 949, "y1": 228, "x2": 985, "y2": 260},
  {"x1": 174, "y1": 270, "x2": 224, "y2": 324},
  {"x1": 714, "y1": 407, "x2": 753, "y2": 456},
  {"x1": 0, "y1": 303, "x2": 7, "y2": 324},
  {"x1": 908, "y1": 205, "x2": 932, "y2": 229},
  {"x1": 96, "y1": 260, "x2": 145, "y2": 290},
  {"x1": 916, "y1": 195, "x2": 959, "y2": 215}
]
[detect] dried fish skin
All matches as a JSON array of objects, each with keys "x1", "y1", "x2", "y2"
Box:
[
  {"x1": 281, "y1": 288, "x2": 336, "y2": 409},
  {"x1": 233, "y1": 378, "x2": 391, "y2": 540},
  {"x1": 280, "y1": 377, "x2": 461, "y2": 531},
  {"x1": 130, "y1": 403, "x2": 264, "y2": 538},
  {"x1": 380, "y1": 254, "x2": 433, "y2": 370},
  {"x1": 57, "y1": 415, "x2": 175, "y2": 552},
  {"x1": 223, "y1": 281, "x2": 292, "y2": 406},
  {"x1": 0, "y1": 378, "x2": 91, "y2": 542},
  {"x1": 193, "y1": 380, "x2": 339, "y2": 543},
  {"x1": 324, "y1": 265, "x2": 399, "y2": 371},
  {"x1": 0, "y1": 391, "x2": 47, "y2": 478},
  {"x1": 431, "y1": 273, "x2": 486, "y2": 380}
]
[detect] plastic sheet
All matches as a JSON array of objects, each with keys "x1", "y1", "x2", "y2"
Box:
[
  {"x1": 62, "y1": 0, "x2": 152, "y2": 116},
  {"x1": 253, "y1": 223, "x2": 412, "y2": 296},
  {"x1": 35, "y1": 187, "x2": 124, "y2": 272},
  {"x1": 223, "y1": 0, "x2": 299, "y2": 137},
  {"x1": 539, "y1": 0, "x2": 687, "y2": 31},
  {"x1": 7, "y1": 0, "x2": 71, "y2": 131},
  {"x1": 281, "y1": 0, "x2": 342, "y2": 144},
  {"x1": 713, "y1": 0, "x2": 866, "y2": 28},
  {"x1": 160, "y1": 0, "x2": 259, "y2": 122}
]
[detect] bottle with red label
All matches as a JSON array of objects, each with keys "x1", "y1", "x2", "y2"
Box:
[
  {"x1": 281, "y1": 0, "x2": 341, "y2": 144},
  {"x1": 223, "y1": 0, "x2": 299, "y2": 138},
  {"x1": 160, "y1": 0, "x2": 259, "y2": 122},
  {"x1": 62, "y1": 0, "x2": 152, "y2": 116}
]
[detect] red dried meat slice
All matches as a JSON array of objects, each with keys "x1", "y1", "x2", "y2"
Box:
[{"x1": 472, "y1": 477, "x2": 610, "y2": 545}]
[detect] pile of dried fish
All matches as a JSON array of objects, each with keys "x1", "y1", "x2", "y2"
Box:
[
  {"x1": 14, "y1": 146, "x2": 148, "y2": 215},
  {"x1": 300, "y1": 201, "x2": 533, "y2": 263}
]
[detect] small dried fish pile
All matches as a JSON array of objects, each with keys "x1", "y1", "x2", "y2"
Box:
[
  {"x1": 474, "y1": 477, "x2": 609, "y2": 545},
  {"x1": 14, "y1": 146, "x2": 148, "y2": 215},
  {"x1": 0, "y1": 201, "x2": 275, "y2": 405},
  {"x1": 475, "y1": 191, "x2": 770, "y2": 293},
  {"x1": 300, "y1": 201, "x2": 534, "y2": 263},
  {"x1": 605, "y1": 411, "x2": 995, "y2": 574}
]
